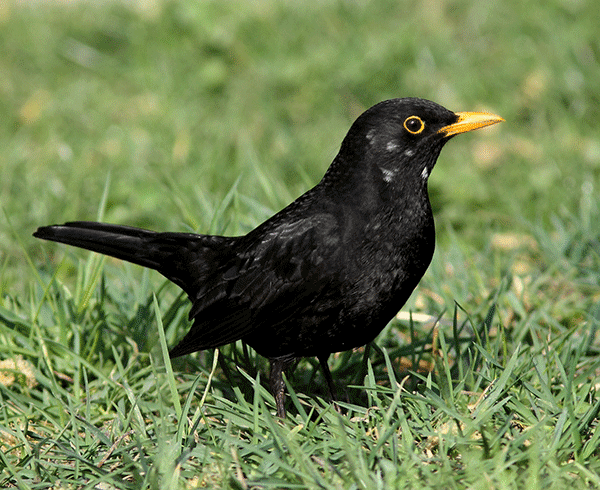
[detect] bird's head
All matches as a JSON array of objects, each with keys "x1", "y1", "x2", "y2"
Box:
[{"x1": 331, "y1": 98, "x2": 503, "y2": 190}]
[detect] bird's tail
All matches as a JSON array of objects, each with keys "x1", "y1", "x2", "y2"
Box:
[{"x1": 33, "y1": 221, "x2": 233, "y2": 294}]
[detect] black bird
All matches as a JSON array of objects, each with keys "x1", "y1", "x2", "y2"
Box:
[{"x1": 34, "y1": 98, "x2": 503, "y2": 417}]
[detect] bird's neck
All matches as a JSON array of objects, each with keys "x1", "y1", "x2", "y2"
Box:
[{"x1": 321, "y1": 153, "x2": 431, "y2": 213}]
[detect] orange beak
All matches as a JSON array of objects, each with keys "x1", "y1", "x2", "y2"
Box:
[{"x1": 438, "y1": 111, "x2": 504, "y2": 137}]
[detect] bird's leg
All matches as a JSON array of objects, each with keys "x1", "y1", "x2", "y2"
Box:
[
  {"x1": 318, "y1": 354, "x2": 341, "y2": 413},
  {"x1": 269, "y1": 357, "x2": 291, "y2": 418}
]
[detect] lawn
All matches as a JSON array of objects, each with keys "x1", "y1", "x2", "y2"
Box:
[{"x1": 1, "y1": 0, "x2": 600, "y2": 488}]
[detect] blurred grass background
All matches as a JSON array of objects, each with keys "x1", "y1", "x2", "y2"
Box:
[
  {"x1": 1, "y1": 0, "x2": 600, "y2": 488},
  {"x1": 2, "y1": 0, "x2": 597, "y2": 248}
]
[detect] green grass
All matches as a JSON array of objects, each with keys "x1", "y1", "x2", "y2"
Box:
[{"x1": 1, "y1": 0, "x2": 600, "y2": 488}]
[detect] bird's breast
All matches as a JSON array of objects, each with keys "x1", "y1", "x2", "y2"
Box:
[{"x1": 342, "y1": 200, "x2": 435, "y2": 308}]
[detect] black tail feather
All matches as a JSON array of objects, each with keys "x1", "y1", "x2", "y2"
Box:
[
  {"x1": 33, "y1": 221, "x2": 233, "y2": 294},
  {"x1": 34, "y1": 221, "x2": 169, "y2": 270}
]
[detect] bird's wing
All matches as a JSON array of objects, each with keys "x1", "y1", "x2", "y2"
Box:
[{"x1": 169, "y1": 212, "x2": 346, "y2": 357}]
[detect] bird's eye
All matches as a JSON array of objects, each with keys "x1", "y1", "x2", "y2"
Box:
[{"x1": 403, "y1": 116, "x2": 425, "y2": 135}]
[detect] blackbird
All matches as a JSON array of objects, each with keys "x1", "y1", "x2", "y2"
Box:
[{"x1": 34, "y1": 98, "x2": 503, "y2": 417}]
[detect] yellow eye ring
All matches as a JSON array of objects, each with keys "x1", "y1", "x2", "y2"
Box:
[{"x1": 403, "y1": 116, "x2": 425, "y2": 134}]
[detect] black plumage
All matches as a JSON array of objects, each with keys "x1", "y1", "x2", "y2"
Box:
[{"x1": 34, "y1": 98, "x2": 503, "y2": 417}]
